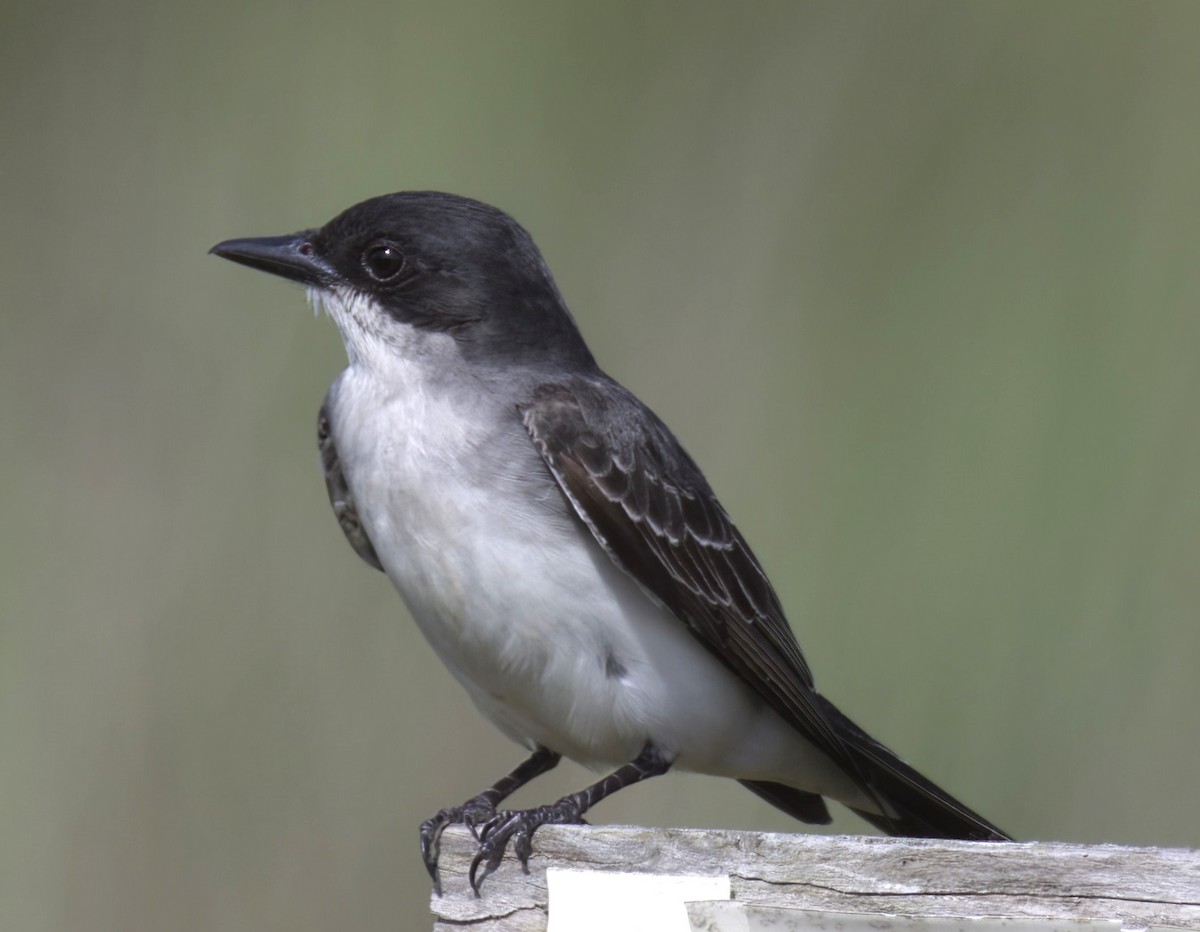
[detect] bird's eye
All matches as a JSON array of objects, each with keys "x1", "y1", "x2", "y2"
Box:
[{"x1": 363, "y1": 242, "x2": 406, "y2": 281}]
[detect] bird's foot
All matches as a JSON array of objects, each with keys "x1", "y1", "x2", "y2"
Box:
[
  {"x1": 468, "y1": 799, "x2": 588, "y2": 894},
  {"x1": 420, "y1": 795, "x2": 500, "y2": 896}
]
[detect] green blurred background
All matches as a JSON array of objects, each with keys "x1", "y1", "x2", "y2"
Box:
[{"x1": 3, "y1": 2, "x2": 1199, "y2": 929}]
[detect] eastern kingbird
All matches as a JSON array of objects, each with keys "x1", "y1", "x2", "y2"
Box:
[{"x1": 210, "y1": 192, "x2": 1010, "y2": 893}]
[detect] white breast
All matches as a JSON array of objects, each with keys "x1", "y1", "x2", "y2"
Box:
[{"x1": 320, "y1": 324, "x2": 862, "y2": 804}]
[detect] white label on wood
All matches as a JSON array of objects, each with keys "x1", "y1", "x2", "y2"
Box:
[{"x1": 546, "y1": 868, "x2": 730, "y2": 932}]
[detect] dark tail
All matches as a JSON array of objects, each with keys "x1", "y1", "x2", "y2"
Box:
[
  {"x1": 817, "y1": 695, "x2": 1011, "y2": 841},
  {"x1": 738, "y1": 779, "x2": 833, "y2": 825}
]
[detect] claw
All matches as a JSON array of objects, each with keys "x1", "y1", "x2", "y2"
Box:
[
  {"x1": 512, "y1": 825, "x2": 535, "y2": 870},
  {"x1": 419, "y1": 749, "x2": 567, "y2": 894},
  {"x1": 465, "y1": 802, "x2": 587, "y2": 893},
  {"x1": 419, "y1": 796, "x2": 502, "y2": 896},
  {"x1": 468, "y1": 843, "x2": 498, "y2": 894},
  {"x1": 419, "y1": 812, "x2": 451, "y2": 895},
  {"x1": 432, "y1": 745, "x2": 667, "y2": 894},
  {"x1": 468, "y1": 812, "x2": 514, "y2": 894}
]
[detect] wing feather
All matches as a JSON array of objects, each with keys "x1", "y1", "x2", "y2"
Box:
[
  {"x1": 318, "y1": 400, "x2": 384, "y2": 572},
  {"x1": 520, "y1": 378, "x2": 856, "y2": 773}
]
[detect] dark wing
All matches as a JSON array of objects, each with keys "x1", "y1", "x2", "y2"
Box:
[
  {"x1": 318, "y1": 400, "x2": 384, "y2": 572},
  {"x1": 520, "y1": 377, "x2": 857, "y2": 776},
  {"x1": 521, "y1": 377, "x2": 1012, "y2": 842}
]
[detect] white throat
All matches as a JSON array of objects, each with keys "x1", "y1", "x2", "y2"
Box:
[{"x1": 308, "y1": 285, "x2": 451, "y2": 375}]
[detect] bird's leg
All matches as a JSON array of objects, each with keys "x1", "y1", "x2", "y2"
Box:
[
  {"x1": 421, "y1": 747, "x2": 560, "y2": 895},
  {"x1": 469, "y1": 743, "x2": 673, "y2": 894}
]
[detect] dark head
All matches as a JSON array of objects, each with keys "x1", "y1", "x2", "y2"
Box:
[{"x1": 210, "y1": 192, "x2": 595, "y2": 372}]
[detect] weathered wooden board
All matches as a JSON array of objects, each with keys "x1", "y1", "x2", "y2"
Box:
[{"x1": 430, "y1": 825, "x2": 1200, "y2": 931}]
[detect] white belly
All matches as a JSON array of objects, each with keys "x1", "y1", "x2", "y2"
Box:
[{"x1": 325, "y1": 363, "x2": 862, "y2": 802}]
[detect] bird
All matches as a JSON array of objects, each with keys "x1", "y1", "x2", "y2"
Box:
[{"x1": 210, "y1": 191, "x2": 1011, "y2": 893}]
